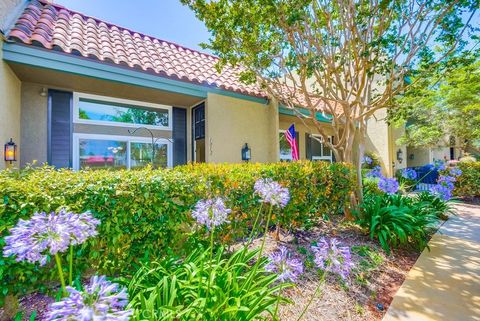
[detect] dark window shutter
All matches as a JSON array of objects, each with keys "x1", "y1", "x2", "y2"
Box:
[
  {"x1": 48, "y1": 90, "x2": 72, "y2": 168},
  {"x1": 173, "y1": 107, "x2": 187, "y2": 166},
  {"x1": 305, "y1": 133, "x2": 312, "y2": 160},
  {"x1": 331, "y1": 136, "x2": 336, "y2": 162}
]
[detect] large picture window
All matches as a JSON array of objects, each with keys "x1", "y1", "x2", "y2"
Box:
[
  {"x1": 74, "y1": 93, "x2": 172, "y2": 130},
  {"x1": 73, "y1": 134, "x2": 172, "y2": 170}
]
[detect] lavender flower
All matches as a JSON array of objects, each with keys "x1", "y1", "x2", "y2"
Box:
[
  {"x1": 430, "y1": 184, "x2": 453, "y2": 201},
  {"x1": 311, "y1": 238, "x2": 353, "y2": 280},
  {"x1": 3, "y1": 210, "x2": 99, "y2": 266},
  {"x1": 378, "y1": 177, "x2": 399, "y2": 194},
  {"x1": 265, "y1": 246, "x2": 304, "y2": 283},
  {"x1": 434, "y1": 160, "x2": 446, "y2": 171},
  {"x1": 46, "y1": 275, "x2": 132, "y2": 321},
  {"x1": 401, "y1": 168, "x2": 417, "y2": 180},
  {"x1": 254, "y1": 178, "x2": 290, "y2": 208},
  {"x1": 191, "y1": 197, "x2": 231, "y2": 229},
  {"x1": 449, "y1": 168, "x2": 462, "y2": 177},
  {"x1": 365, "y1": 166, "x2": 382, "y2": 179}
]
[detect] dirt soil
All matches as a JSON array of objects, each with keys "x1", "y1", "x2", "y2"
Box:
[{"x1": 2, "y1": 217, "x2": 421, "y2": 321}]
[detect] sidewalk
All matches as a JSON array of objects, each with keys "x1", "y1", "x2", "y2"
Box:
[{"x1": 383, "y1": 202, "x2": 480, "y2": 321}]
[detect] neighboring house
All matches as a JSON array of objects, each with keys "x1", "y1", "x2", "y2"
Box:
[{"x1": 0, "y1": 0, "x2": 408, "y2": 175}]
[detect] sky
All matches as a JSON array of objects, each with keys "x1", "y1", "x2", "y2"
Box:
[{"x1": 53, "y1": 0, "x2": 212, "y2": 53}]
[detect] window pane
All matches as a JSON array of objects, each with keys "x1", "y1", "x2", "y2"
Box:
[
  {"x1": 79, "y1": 139, "x2": 127, "y2": 170},
  {"x1": 311, "y1": 137, "x2": 322, "y2": 156},
  {"x1": 279, "y1": 133, "x2": 292, "y2": 160},
  {"x1": 130, "y1": 142, "x2": 168, "y2": 169},
  {"x1": 78, "y1": 98, "x2": 169, "y2": 127}
]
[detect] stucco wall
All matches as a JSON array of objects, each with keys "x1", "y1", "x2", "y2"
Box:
[
  {"x1": 20, "y1": 82, "x2": 48, "y2": 166},
  {"x1": 206, "y1": 93, "x2": 278, "y2": 163},
  {"x1": 390, "y1": 124, "x2": 407, "y2": 173},
  {"x1": 366, "y1": 109, "x2": 391, "y2": 174},
  {"x1": 0, "y1": 38, "x2": 21, "y2": 169},
  {"x1": 407, "y1": 147, "x2": 431, "y2": 167}
]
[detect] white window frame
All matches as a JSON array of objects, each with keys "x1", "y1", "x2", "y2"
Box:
[
  {"x1": 73, "y1": 92, "x2": 172, "y2": 131},
  {"x1": 310, "y1": 134, "x2": 333, "y2": 163},
  {"x1": 73, "y1": 133, "x2": 173, "y2": 170}
]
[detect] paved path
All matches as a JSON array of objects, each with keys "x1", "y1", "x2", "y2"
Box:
[{"x1": 383, "y1": 202, "x2": 480, "y2": 321}]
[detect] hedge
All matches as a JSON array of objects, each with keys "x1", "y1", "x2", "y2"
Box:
[
  {"x1": 454, "y1": 162, "x2": 480, "y2": 197},
  {"x1": 0, "y1": 161, "x2": 355, "y2": 302}
]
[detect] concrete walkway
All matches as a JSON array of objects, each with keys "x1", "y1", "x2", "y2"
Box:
[{"x1": 383, "y1": 203, "x2": 480, "y2": 321}]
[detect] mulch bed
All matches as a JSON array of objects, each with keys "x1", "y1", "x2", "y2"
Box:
[{"x1": 1, "y1": 217, "x2": 422, "y2": 321}]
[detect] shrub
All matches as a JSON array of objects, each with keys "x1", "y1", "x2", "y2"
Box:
[
  {"x1": 0, "y1": 161, "x2": 355, "y2": 303},
  {"x1": 355, "y1": 192, "x2": 438, "y2": 254},
  {"x1": 453, "y1": 162, "x2": 480, "y2": 197}
]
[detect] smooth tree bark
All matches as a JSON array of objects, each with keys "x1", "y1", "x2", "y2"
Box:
[{"x1": 182, "y1": 0, "x2": 479, "y2": 208}]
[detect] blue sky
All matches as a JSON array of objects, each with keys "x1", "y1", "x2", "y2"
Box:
[{"x1": 53, "y1": 0, "x2": 212, "y2": 53}]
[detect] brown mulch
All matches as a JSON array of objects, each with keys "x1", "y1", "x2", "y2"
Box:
[{"x1": 1, "y1": 218, "x2": 421, "y2": 321}]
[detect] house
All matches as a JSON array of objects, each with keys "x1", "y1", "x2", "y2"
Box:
[{"x1": 0, "y1": 0, "x2": 409, "y2": 175}]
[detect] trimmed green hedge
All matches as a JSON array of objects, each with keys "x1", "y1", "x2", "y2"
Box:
[
  {"x1": 0, "y1": 161, "x2": 355, "y2": 302},
  {"x1": 454, "y1": 162, "x2": 480, "y2": 197}
]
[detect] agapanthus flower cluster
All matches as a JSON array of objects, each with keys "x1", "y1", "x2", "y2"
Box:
[
  {"x1": 363, "y1": 156, "x2": 373, "y2": 166},
  {"x1": 265, "y1": 246, "x2": 304, "y2": 283},
  {"x1": 191, "y1": 197, "x2": 231, "y2": 229},
  {"x1": 429, "y1": 184, "x2": 453, "y2": 201},
  {"x1": 365, "y1": 166, "x2": 382, "y2": 179},
  {"x1": 311, "y1": 238, "x2": 353, "y2": 280},
  {"x1": 429, "y1": 171, "x2": 461, "y2": 201},
  {"x1": 449, "y1": 168, "x2": 462, "y2": 177},
  {"x1": 378, "y1": 177, "x2": 400, "y2": 194},
  {"x1": 3, "y1": 210, "x2": 100, "y2": 265},
  {"x1": 46, "y1": 275, "x2": 132, "y2": 321},
  {"x1": 433, "y1": 160, "x2": 447, "y2": 171},
  {"x1": 254, "y1": 178, "x2": 290, "y2": 208},
  {"x1": 401, "y1": 168, "x2": 418, "y2": 180}
]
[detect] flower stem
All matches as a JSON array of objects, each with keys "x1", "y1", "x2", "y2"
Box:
[
  {"x1": 295, "y1": 272, "x2": 326, "y2": 321},
  {"x1": 257, "y1": 205, "x2": 273, "y2": 261},
  {"x1": 54, "y1": 253, "x2": 66, "y2": 295},
  {"x1": 68, "y1": 245, "x2": 73, "y2": 286},
  {"x1": 205, "y1": 228, "x2": 215, "y2": 314},
  {"x1": 247, "y1": 203, "x2": 264, "y2": 245},
  {"x1": 273, "y1": 289, "x2": 282, "y2": 320}
]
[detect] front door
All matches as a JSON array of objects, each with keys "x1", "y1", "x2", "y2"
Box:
[{"x1": 192, "y1": 103, "x2": 206, "y2": 163}]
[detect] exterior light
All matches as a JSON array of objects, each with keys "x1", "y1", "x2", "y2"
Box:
[
  {"x1": 241, "y1": 143, "x2": 251, "y2": 162},
  {"x1": 40, "y1": 87, "x2": 47, "y2": 97},
  {"x1": 4, "y1": 138, "x2": 17, "y2": 163},
  {"x1": 396, "y1": 149, "x2": 403, "y2": 164}
]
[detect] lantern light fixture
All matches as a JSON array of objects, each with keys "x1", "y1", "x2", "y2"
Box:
[
  {"x1": 241, "y1": 143, "x2": 251, "y2": 162},
  {"x1": 396, "y1": 149, "x2": 404, "y2": 164},
  {"x1": 4, "y1": 138, "x2": 17, "y2": 163}
]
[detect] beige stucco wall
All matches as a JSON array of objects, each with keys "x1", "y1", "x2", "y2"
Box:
[
  {"x1": 390, "y1": 123, "x2": 407, "y2": 173},
  {"x1": 20, "y1": 82, "x2": 48, "y2": 166},
  {"x1": 0, "y1": 38, "x2": 21, "y2": 169},
  {"x1": 206, "y1": 92, "x2": 278, "y2": 163}
]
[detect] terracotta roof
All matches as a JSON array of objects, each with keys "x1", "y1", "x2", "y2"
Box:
[{"x1": 7, "y1": 0, "x2": 266, "y2": 98}]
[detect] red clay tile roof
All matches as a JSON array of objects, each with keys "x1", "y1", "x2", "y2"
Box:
[{"x1": 7, "y1": 0, "x2": 266, "y2": 98}]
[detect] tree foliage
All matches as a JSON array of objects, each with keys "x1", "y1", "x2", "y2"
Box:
[
  {"x1": 182, "y1": 0, "x2": 478, "y2": 163},
  {"x1": 390, "y1": 52, "x2": 480, "y2": 152}
]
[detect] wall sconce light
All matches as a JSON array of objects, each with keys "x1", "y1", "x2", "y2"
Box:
[
  {"x1": 241, "y1": 143, "x2": 251, "y2": 162},
  {"x1": 409, "y1": 154, "x2": 415, "y2": 160},
  {"x1": 40, "y1": 87, "x2": 47, "y2": 97},
  {"x1": 396, "y1": 149, "x2": 404, "y2": 164},
  {"x1": 4, "y1": 138, "x2": 17, "y2": 163}
]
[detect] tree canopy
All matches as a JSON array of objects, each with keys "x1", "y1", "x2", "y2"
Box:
[{"x1": 391, "y1": 52, "x2": 480, "y2": 153}]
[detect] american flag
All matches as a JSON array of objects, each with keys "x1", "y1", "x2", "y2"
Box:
[{"x1": 284, "y1": 124, "x2": 299, "y2": 161}]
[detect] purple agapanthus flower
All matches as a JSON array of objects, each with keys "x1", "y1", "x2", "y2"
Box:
[
  {"x1": 311, "y1": 238, "x2": 353, "y2": 280},
  {"x1": 449, "y1": 168, "x2": 462, "y2": 177},
  {"x1": 378, "y1": 177, "x2": 399, "y2": 194},
  {"x1": 46, "y1": 275, "x2": 132, "y2": 321},
  {"x1": 254, "y1": 178, "x2": 290, "y2": 208},
  {"x1": 365, "y1": 166, "x2": 382, "y2": 179},
  {"x1": 363, "y1": 156, "x2": 373, "y2": 166},
  {"x1": 265, "y1": 246, "x2": 304, "y2": 283},
  {"x1": 433, "y1": 160, "x2": 446, "y2": 171},
  {"x1": 438, "y1": 175, "x2": 456, "y2": 189},
  {"x1": 429, "y1": 184, "x2": 453, "y2": 201},
  {"x1": 191, "y1": 197, "x2": 231, "y2": 229},
  {"x1": 401, "y1": 168, "x2": 417, "y2": 180},
  {"x1": 3, "y1": 211, "x2": 100, "y2": 266}
]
